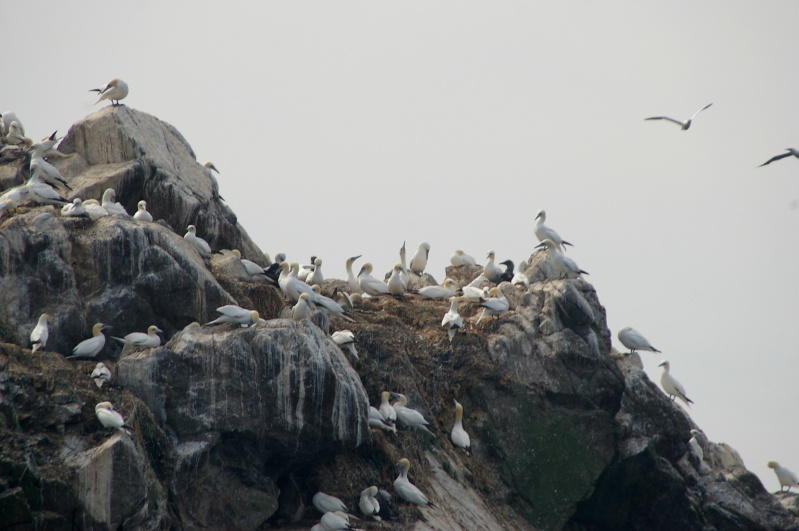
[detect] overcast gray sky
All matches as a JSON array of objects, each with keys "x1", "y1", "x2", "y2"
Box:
[{"x1": 6, "y1": 1, "x2": 799, "y2": 491}]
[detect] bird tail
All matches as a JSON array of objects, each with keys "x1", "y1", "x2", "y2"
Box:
[
  {"x1": 652, "y1": 347, "x2": 662, "y2": 353},
  {"x1": 562, "y1": 240, "x2": 574, "y2": 248},
  {"x1": 111, "y1": 336, "x2": 128, "y2": 344}
]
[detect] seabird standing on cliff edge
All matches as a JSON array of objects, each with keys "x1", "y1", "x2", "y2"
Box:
[
  {"x1": 205, "y1": 305, "x2": 260, "y2": 327},
  {"x1": 312, "y1": 491, "x2": 348, "y2": 514},
  {"x1": 482, "y1": 251, "x2": 503, "y2": 283},
  {"x1": 535, "y1": 239, "x2": 588, "y2": 279},
  {"x1": 758, "y1": 148, "x2": 799, "y2": 167},
  {"x1": 332, "y1": 330, "x2": 358, "y2": 358},
  {"x1": 91, "y1": 78, "x2": 129, "y2": 106},
  {"x1": 409, "y1": 242, "x2": 430, "y2": 275},
  {"x1": 392, "y1": 393, "x2": 435, "y2": 437},
  {"x1": 658, "y1": 360, "x2": 693, "y2": 406},
  {"x1": 394, "y1": 458, "x2": 430, "y2": 506},
  {"x1": 30, "y1": 313, "x2": 50, "y2": 352},
  {"x1": 418, "y1": 278, "x2": 458, "y2": 300},
  {"x1": 203, "y1": 162, "x2": 224, "y2": 200},
  {"x1": 68, "y1": 323, "x2": 112, "y2": 359},
  {"x1": 95, "y1": 402, "x2": 128, "y2": 430},
  {"x1": 441, "y1": 296, "x2": 463, "y2": 342},
  {"x1": 768, "y1": 461, "x2": 799, "y2": 492},
  {"x1": 359, "y1": 486, "x2": 380, "y2": 519},
  {"x1": 534, "y1": 210, "x2": 573, "y2": 251},
  {"x1": 61, "y1": 198, "x2": 86, "y2": 217},
  {"x1": 476, "y1": 287, "x2": 509, "y2": 324},
  {"x1": 379, "y1": 391, "x2": 397, "y2": 424},
  {"x1": 102, "y1": 188, "x2": 129, "y2": 216},
  {"x1": 133, "y1": 200, "x2": 153, "y2": 221},
  {"x1": 618, "y1": 327, "x2": 660, "y2": 355},
  {"x1": 451, "y1": 399, "x2": 470, "y2": 450},
  {"x1": 358, "y1": 263, "x2": 390, "y2": 296},
  {"x1": 112, "y1": 325, "x2": 162, "y2": 347},
  {"x1": 450, "y1": 249, "x2": 476, "y2": 267},
  {"x1": 388, "y1": 264, "x2": 406, "y2": 298},
  {"x1": 184, "y1": 225, "x2": 212, "y2": 255},
  {"x1": 345, "y1": 255, "x2": 363, "y2": 293},
  {"x1": 644, "y1": 103, "x2": 712, "y2": 130}
]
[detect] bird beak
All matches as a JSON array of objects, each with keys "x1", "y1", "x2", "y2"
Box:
[
  {"x1": 101, "y1": 324, "x2": 113, "y2": 332},
  {"x1": 350, "y1": 255, "x2": 362, "y2": 261},
  {"x1": 49, "y1": 131, "x2": 57, "y2": 141},
  {"x1": 535, "y1": 213, "x2": 542, "y2": 220},
  {"x1": 357, "y1": 266, "x2": 366, "y2": 277},
  {"x1": 534, "y1": 242, "x2": 545, "y2": 249}
]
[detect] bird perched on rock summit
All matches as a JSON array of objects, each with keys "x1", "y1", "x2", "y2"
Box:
[{"x1": 91, "y1": 78, "x2": 129, "y2": 106}]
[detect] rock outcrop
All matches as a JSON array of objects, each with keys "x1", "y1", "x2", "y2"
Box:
[{"x1": 2, "y1": 106, "x2": 798, "y2": 531}]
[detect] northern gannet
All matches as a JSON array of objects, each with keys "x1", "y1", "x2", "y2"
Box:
[
  {"x1": 759, "y1": 148, "x2": 799, "y2": 167},
  {"x1": 534, "y1": 210, "x2": 573, "y2": 252},
  {"x1": 312, "y1": 491, "x2": 348, "y2": 514},
  {"x1": 450, "y1": 249, "x2": 476, "y2": 267},
  {"x1": 231, "y1": 249, "x2": 266, "y2": 278},
  {"x1": 61, "y1": 198, "x2": 86, "y2": 217},
  {"x1": 24, "y1": 173, "x2": 68, "y2": 206},
  {"x1": 101, "y1": 188, "x2": 129, "y2": 216},
  {"x1": 1, "y1": 111, "x2": 23, "y2": 136},
  {"x1": 345, "y1": 255, "x2": 363, "y2": 293},
  {"x1": 451, "y1": 399, "x2": 470, "y2": 450},
  {"x1": 462, "y1": 275, "x2": 490, "y2": 302},
  {"x1": 379, "y1": 391, "x2": 397, "y2": 423},
  {"x1": 30, "y1": 313, "x2": 50, "y2": 352},
  {"x1": 4, "y1": 121, "x2": 28, "y2": 146},
  {"x1": 133, "y1": 200, "x2": 153, "y2": 221},
  {"x1": 332, "y1": 330, "x2": 357, "y2": 358},
  {"x1": 658, "y1": 360, "x2": 693, "y2": 406},
  {"x1": 393, "y1": 458, "x2": 430, "y2": 506},
  {"x1": 203, "y1": 162, "x2": 223, "y2": 200},
  {"x1": 82, "y1": 199, "x2": 109, "y2": 219},
  {"x1": 30, "y1": 153, "x2": 70, "y2": 189},
  {"x1": 387, "y1": 263, "x2": 406, "y2": 298},
  {"x1": 91, "y1": 78, "x2": 129, "y2": 106},
  {"x1": 441, "y1": 296, "x2": 463, "y2": 342},
  {"x1": 184, "y1": 225, "x2": 212, "y2": 255},
  {"x1": 359, "y1": 486, "x2": 380, "y2": 519},
  {"x1": 0, "y1": 186, "x2": 30, "y2": 206},
  {"x1": 95, "y1": 401, "x2": 128, "y2": 430},
  {"x1": 336, "y1": 290, "x2": 354, "y2": 312},
  {"x1": 284, "y1": 262, "x2": 317, "y2": 302},
  {"x1": 476, "y1": 287, "x2": 509, "y2": 324},
  {"x1": 112, "y1": 325, "x2": 162, "y2": 347},
  {"x1": 768, "y1": 461, "x2": 799, "y2": 492},
  {"x1": 68, "y1": 323, "x2": 111, "y2": 359},
  {"x1": 33, "y1": 131, "x2": 61, "y2": 156},
  {"x1": 298, "y1": 256, "x2": 317, "y2": 282},
  {"x1": 205, "y1": 305, "x2": 260, "y2": 327},
  {"x1": 688, "y1": 429, "x2": 704, "y2": 460},
  {"x1": 644, "y1": 103, "x2": 713, "y2": 130},
  {"x1": 482, "y1": 251, "x2": 503, "y2": 283},
  {"x1": 511, "y1": 260, "x2": 530, "y2": 290},
  {"x1": 320, "y1": 511, "x2": 355, "y2": 530},
  {"x1": 306, "y1": 257, "x2": 324, "y2": 287},
  {"x1": 418, "y1": 278, "x2": 458, "y2": 299},
  {"x1": 358, "y1": 263, "x2": 389, "y2": 296},
  {"x1": 409, "y1": 242, "x2": 430, "y2": 275},
  {"x1": 292, "y1": 292, "x2": 314, "y2": 321},
  {"x1": 535, "y1": 239, "x2": 588, "y2": 279},
  {"x1": 91, "y1": 362, "x2": 112, "y2": 388},
  {"x1": 618, "y1": 327, "x2": 660, "y2": 355},
  {"x1": 398, "y1": 241, "x2": 409, "y2": 287},
  {"x1": 393, "y1": 393, "x2": 435, "y2": 437},
  {"x1": 368, "y1": 406, "x2": 396, "y2": 432}
]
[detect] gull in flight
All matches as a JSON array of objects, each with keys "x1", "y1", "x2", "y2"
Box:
[
  {"x1": 758, "y1": 148, "x2": 799, "y2": 167},
  {"x1": 645, "y1": 103, "x2": 712, "y2": 130}
]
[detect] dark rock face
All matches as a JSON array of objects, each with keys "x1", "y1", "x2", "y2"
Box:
[{"x1": 2, "y1": 107, "x2": 798, "y2": 531}]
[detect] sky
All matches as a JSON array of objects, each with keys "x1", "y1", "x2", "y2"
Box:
[{"x1": 5, "y1": 2, "x2": 799, "y2": 492}]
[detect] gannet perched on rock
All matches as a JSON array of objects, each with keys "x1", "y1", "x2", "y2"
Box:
[
  {"x1": 476, "y1": 287, "x2": 509, "y2": 324},
  {"x1": 451, "y1": 399, "x2": 470, "y2": 450},
  {"x1": 332, "y1": 330, "x2": 357, "y2": 358},
  {"x1": 133, "y1": 200, "x2": 153, "y2": 221},
  {"x1": 203, "y1": 162, "x2": 223, "y2": 200},
  {"x1": 345, "y1": 255, "x2": 362, "y2": 293},
  {"x1": 768, "y1": 461, "x2": 799, "y2": 492},
  {"x1": 101, "y1": 188, "x2": 129, "y2": 216},
  {"x1": 68, "y1": 323, "x2": 111, "y2": 359},
  {"x1": 536, "y1": 239, "x2": 587, "y2": 279},
  {"x1": 30, "y1": 152, "x2": 69, "y2": 189},
  {"x1": 312, "y1": 491, "x2": 348, "y2": 514},
  {"x1": 205, "y1": 305, "x2": 260, "y2": 327},
  {"x1": 462, "y1": 275, "x2": 490, "y2": 302},
  {"x1": 418, "y1": 278, "x2": 458, "y2": 299},
  {"x1": 482, "y1": 251, "x2": 503, "y2": 283},
  {"x1": 441, "y1": 296, "x2": 463, "y2": 342},
  {"x1": 645, "y1": 103, "x2": 712, "y2": 131},
  {"x1": 283, "y1": 262, "x2": 317, "y2": 302},
  {"x1": 91, "y1": 78, "x2": 129, "y2": 106},
  {"x1": 320, "y1": 511, "x2": 355, "y2": 530},
  {"x1": 24, "y1": 172, "x2": 69, "y2": 206},
  {"x1": 0, "y1": 185, "x2": 29, "y2": 206},
  {"x1": 310, "y1": 287, "x2": 355, "y2": 322},
  {"x1": 368, "y1": 406, "x2": 396, "y2": 432},
  {"x1": 184, "y1": 225, "x2": 212, "y2": 255},
  {"x1": 292, "y1": 292, "x2": 314, "y2": 321},
  {"x1": 511, "y1": 260, "x2": 530, "y2": 290},
  {"x1": 306, "y1": 257, "x2": 325, "y2": 287},
  {"x1": 112, "y1": 325, "x2": 162, "y2": 347},
  {"x1": 398, "y1": 241, "x2": 409, "y2": 287},
  {"x1": 450, "y1": 249, "x2": 476, "y2": 267},
  {"x1": 394, "y1": 458, "x2": 430, "y2": 506},
  {"x1": 409, "y1": 242, "x2": 430, "y2": 275},
  {"x1": 82, "y1": 199, "x2": 108, "y2": 219},
  {"x1": 387, "y1": 263, "x2": 406, "y2": 298},
  {"x1": 358, "y1": 263, "x2": 389, "y2": 296},
  {"x1": 61, "y1": 198, "x2": 86, "y2": 217},
  {"x1": 231, "y1": 249, "x2": 266, "y2": 278},
  {"x1": 91, "y1": 362, "x2": 112, "y2": 388},
  {"x1": 393, "y1": 393, "x2": 435, "y2": 436},
  {"x1": 4, "y1": 121, "x2": 28, "y2": 146},
  {"x1": 359, "y1": 486, "x2": 380, "y2": 519},
  {"x1": 658, "y1": 360, "x2": 693, "y2": 406},
  {"x1": 688, "y1": 429, "x2": 704, "y2": 461},
  {"x1": 618, "y1": 327, "x2": 660, "y2": 355},
  {"x1": 95, "y1": 401, "x2": 128, "y2": 430},
  {"x1": 298, "y1": 256, "x2": 317, "y2": 282},
  {"x1": 1, "y1": 111, "x2": 23, "y2": 136},
  {"x1": 534, "y1": 210, "x2": 573, "y2": 251},
  {"x1": 379, "y1": 391, "x2": 397, "y2": 424},
  {"x1": 30, "y1": 313, "x2": 50, "y2": 352}
]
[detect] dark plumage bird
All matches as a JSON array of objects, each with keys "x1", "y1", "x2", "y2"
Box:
[
  {"x1": 645, "y1": 103, "x2": 712, "y2": 130},
  {"x1": 263, "y1": 262, "x2": 281, "y2": 287},
  {"x1": 758, "y1": 148, "x2": 799, "y2": 167},
  {"x1": 499, "y1": 260, "x2": 515, "y2": 283}
]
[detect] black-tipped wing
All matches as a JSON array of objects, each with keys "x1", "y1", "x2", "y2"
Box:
[
  {"x1": 644, "y1": 116, "x2": 686, "y2": 127},
  {"x1": 759, "y1": 151, "x2": 792, "y2": 167}
]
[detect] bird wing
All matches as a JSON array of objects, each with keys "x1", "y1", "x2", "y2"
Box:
[
  {"x1": 690, "y1": 103, "x2": 713, "y2": 120},
  {"x1": 644, "y1": 116, "x2": 686, "y2": 127},
  {"x1": 759, "y1": 151, "x2": 792, "y2": 167},
  {"x1": 216, "y1": 305, "x2": 250, "y2": 318}
]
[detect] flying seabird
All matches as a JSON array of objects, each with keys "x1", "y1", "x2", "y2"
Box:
[
  {"x1": 61, "y1": 198, "x2": 86, "y2": 217},
  {"x1": 658, "y1": 360, "x2": 693, "y2": 406},
  {"x1": 112, "y1": 325, "x2": 162, "y2": 347},
  {"x1": 409, "y1": 242, "x2": 430, "y2": 275},
  {"x1": 359, "y1": 486, "x2": 381, "y2": 519},
  {"x1": 618, "y1": 327, "x2": 660, "y2": 355},
  {"x1": 450, "y1": 249, "x2": 476, "y2": 267},
  {"x1": 451, "y1": 399, "x2": 470, "y2": 450},
  {"x1": 358, "y1": 263, "x2": 390, "y2": 296},
  {"x1": 535, "y1": 239, "x2": 588, "y2": 279},
  {"x1": 91, "y1": 78, "x2": 129, "y2": 106},
  {"x1": 768, "y1": 461, "x2": 799, "y2": 492},
  {"x1": 184, "y1": 225, "x2": 212, "y2": 255},
  {"x1": 68, "y1": 323, "x2": 111, "y2": 359},
  {"x1": 393, "y1": 458, "x2": 430, "y2": 506},
  {"x1": 392, "y1": 393, "x2": 435, "y2": 436},
  {"x1": 418, "y1": 278, "x2": 458, "y2": 300},
  {"x1": 644, "y1": 103, "x2": 712, "y2": 130},
  {"x1": 312, "y1": 491, "x2": 348, "y2": 514},
  {"x1": 95, "y1": 401, "x2": 128, "y2": 430},
  {"x1": 133, "y1": 200, "x2": 153, "y2": 221},
  {"x1": 332, "y1": 330, "x2": 358, "y2": 358},
  {"x1": 205, "y1": 305, "x2": 260, "y2": 327},
  {"x1": 758, "y1": 148, "x2": 799, "y2": 167},
  {"x1": 30, "y1": 313, "x2": 50, "y2": 352},
  {"x1": 441, "y1": 296, "x2": 463, "y2": 342},
  {"x1": 101, "y1": 188, "x2": 129, "y2": 216},
  {"x1": 91, "y1": 362, "x2": 112, "y2": 388},
  {"x1": 534, "y1": 210, "x2": 573, "y2": 251}
]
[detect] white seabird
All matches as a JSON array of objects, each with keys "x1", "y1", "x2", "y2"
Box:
[
  {"x1": 312, "y1": 491, "x2": 348, "y2": 514},
  {"x1": 511, "y1": 260, "x2": 530, "y2": 290},
  {"x1": 462, "y1": 275, "x2": 490, "y2": 302},
  {"x1": 451, "y1": 399, "x2": 471, "y2": 450},
  {"x1": 4, "y1": 121, "x2": 29, "y2": 146},
  {"x1": 441, "y1": 296, "x2": 463, "y2": 342},
  {"x1": 30, "y1": 152, "x2": 69, "y2": 190},
  {"x1": 393, "y1": 393, "x2": 435, "y2": 437},
  {"x1": 320, "y1": 511, "x2": 355, "y2": 530},
  {"x1": 688, "y1": 429, "x2": 704, "y2": 461},
  {"x1": 1, "y1": 111, "x2": 23, "y2": 136},
  {"x1": 283, "y1": 262, "x2": 317, "y2": 302},
  {"x1": 0, "y1": 185, "x2": 30, "y2": 206},
  {"x1": 368, "y1": 406, "x2": 396, "y2": 432},
  {"x1": 759, "y1": 148, "x2": 799, "y2": 167},
  {"x1": 450, "y1": 249, "x2": 476, "y2": 267},
  {"x1": 387, "y1": 263, "x2": 406, "y2": 298},
  {"x1": 476, "y1": 287, "x2": 509, "y2": 324},
  {"x1": 358, "y1": 263, "x2": 390, "y2": 296},
  {"x1": 312, "y1": 286, "x2": 355, "y2": 322},
  {"x1": 133, "y1": 200, "x2": 153, "y2": 221},
  {"x1": 298, "y1": 256, "x2": 316, "y2": 282},
  {"x1": 336, "y1": 290, "x2": 355, "y2": 312},
  {"x1": 617, "y1": 327, "x2": 661, "y2": 355},
  {"x1": 82, "y1": 199, "x2": 109, "y2": 220},
  {"x1": 30, "y1": 313, "x2": 50, "y2": 352},
  {"x1": 379, "y1": 391, "x2": 397, "y2": 423},
  {"x1": 112, "y1": 325, "x2": 162, "y2": 347},
  {"x1": 418, "y1": 278, "x2": 458, "y2": 300},
  {"x1": 205, "y1": 305, "x2": 260, "y2": 327},
  {"x1": 91, "y1": 362, "x2": 112, "y2": 388},
  {"x1": 184, "y1": 225, "x2": 212, "y2": 255},
  {"x1": 332, "y1": 330, "x2": 358, "y2": 358},
  {"x1": 68, "y1": 323, "x2": 111, "y2": 359},
  {"x1": 409, "y1": 242, "x2": 430, "y2": 275},
  {"x1": 292, "y1": 292, "x2": 314, "y2": 321},
  {"x1": 61, "y1": 198, "x2": 86, "y2": 217},
  {"x1": 101, "y1": 188, "x2": 129, "y2": 216},
  {"x1": 24, "y1": 173, "x2": 68, "y2": 206},
  {"x1": 398, "y1": 241, "x2": 409, "y2": 287},
  {"x1": 203, "y1": 162, "x2": 223, "y2": 200},
  {"x1": 482, "y1": 251, "x2": 503, "y2": 283},
  {"x1": 644, "y1": 103, "x2": 712, "y2": 130},
  {"x1": 95, "y1": 401, "x2": 128, "y2": 430},
  {"x1": 768, "y1": 461, "x2": 799, "y2": 492},
  {"x1": 91, "y1": 78, "x2": 129, "y2": 106},
  {"x1": 231, "y1": 249, "x2": 266, "y2": 278},
  {"x1": 359, "y1": 486, "x2": 380, "y2": 519},
  {"x1": 306, "y1": 257, "x2": 325, "y2": 287},
  {"x1": 394, "y1": 458, "x2": 430, "y2": 506},
  {"x1": 658, "y1": 360, "x2": 693, "y2": 406},
  {"x1": 345, "y1": 255, "x2": 363, "y2": 293},
  {"x1": 536, "y1": 239, "x2": 588, "y2": 279},
  {"x1": 534, "y1": 210, "x2": 573, "y2": 251}
]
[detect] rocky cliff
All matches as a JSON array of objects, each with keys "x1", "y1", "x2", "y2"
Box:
[{"x1": 1, "y1": 107, "x2": 797, "y2": 531}]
